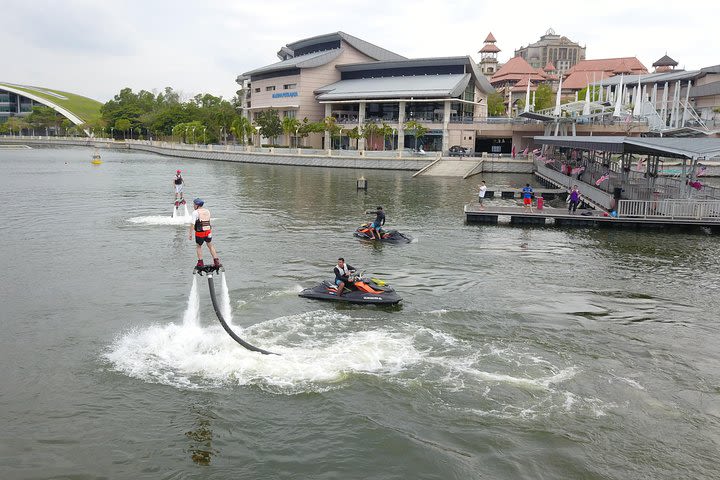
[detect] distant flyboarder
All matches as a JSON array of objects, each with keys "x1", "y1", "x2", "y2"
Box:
[{"x1": 173, "y1": 170, "x2": 185, "y2": 207}]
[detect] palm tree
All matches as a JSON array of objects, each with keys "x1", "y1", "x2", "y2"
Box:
[
  {"x1": 380, "y1": 122, "x2": 393, "y2": 151},
  {"x1": 346, "y1": 126, "x2": 361, "y2": 150},
  {"x1": 281, "y1": 116, "x2": 300, "y2": 147},
  {"x1": 362, "y1": 122, "x2": 381, "y2": 150},
  {"x1": 230, "y1": 116, "x2": 253, "y2": 145},
  {"x1": 404, "y1": 120, "x2": 428, "y2": 151}
]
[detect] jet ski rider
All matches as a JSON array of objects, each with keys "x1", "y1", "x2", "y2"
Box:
[
  {"x1": 173, "y1": 170, "x2": 184, "y2": 206},
  {"x1": 334, "y1": 257, "x2": 357, "y2": 297},
  {"x1": 365, "y1": 206, "x2": 385, "y2": 240},
  {"x1": 189, "y1": 198, "x2": 221, "y2": 269}
]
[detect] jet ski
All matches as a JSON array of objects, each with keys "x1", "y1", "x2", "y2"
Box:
[
  {"x1": 354, "y1": 223, "x2": 412, "y2": 243},
  {"x1": 299, "y1": 274, "x2": 402, "y2": 305}
]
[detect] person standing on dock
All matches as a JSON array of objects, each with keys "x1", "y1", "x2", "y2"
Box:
[
  {"x1": 478, "y1": 181, "x2": 487, "y2": 210},
  {"x1": 522, "y1": 184, "x2": 534, "y2": 213},
  {"x1": 568, "y1": 185, "x2": 580, "y2": 214}
]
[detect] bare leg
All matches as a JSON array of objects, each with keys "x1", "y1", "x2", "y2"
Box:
[
  {"x1": 336, "y1": 281, "x2": 345, "y2": 296},
  {"x1": 195, "y1": 244, "x2": 203, "y2": 260}
]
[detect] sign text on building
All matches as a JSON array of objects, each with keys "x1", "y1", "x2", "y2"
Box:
[{"x1": 272, "y1": 92, "x2": 299, "y2": 98}]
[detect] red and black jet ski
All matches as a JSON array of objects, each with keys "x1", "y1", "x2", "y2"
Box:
[
  {"x1": 354, "y1": 223, "x2": 412, "y2": 243},
  {"x1": 299, "y1": 274, "x2": 402, "y2": 305}
]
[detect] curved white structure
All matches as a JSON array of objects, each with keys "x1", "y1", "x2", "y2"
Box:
[{"x1": 0, "y1": 83, "x2": 88, "y2": 126}]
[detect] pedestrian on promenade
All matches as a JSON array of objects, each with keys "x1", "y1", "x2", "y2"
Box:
[
  {"x1": 478, "y1": 181, "x2": 487, "y2": 210},
  {"x1": 567, "y1": 185, "x2": 580, "y2": 214},
  {"x1": 522, "y1": 183, "x2": 534, "y2": 213}
]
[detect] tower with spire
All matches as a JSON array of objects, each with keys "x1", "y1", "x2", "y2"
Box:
[{"x1": 479, "y1": 32, "x2": 501, "y2": 79}]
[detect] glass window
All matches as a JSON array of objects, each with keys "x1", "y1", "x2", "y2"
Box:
[
  {"x1": 283, "y1": 84, "x2": 296, "y2": 90},
  {"x1": 254, "y1": 88, "x2": 260, "y2": 93},
  {"x1": 266, "y1": 86, "x2": 276, "y2": 91},
  {"x1": 284, "y1": 110, "x2": 296, "y2": 119}
]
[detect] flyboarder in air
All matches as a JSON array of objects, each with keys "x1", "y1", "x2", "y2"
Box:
[
  {"x1": 173, "y1": 170, "x2": 185, "y2": 208},
  {"x1": 189, "y1": 198, "x2": 222, "y2": 271}
]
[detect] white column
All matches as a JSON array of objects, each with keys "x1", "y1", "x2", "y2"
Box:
[
  {"x1": 398, "y1": 101, "x2": 406, "y2": 150},
  {"x1": 442, "y1": 100, "x2": 451, "y2": 153},
  {"x1": 357, "y1": 101, "x2": 366, "y2": 151},
  {"x1": 324, "y1": 104, "x2": 332, "y2": 149}
]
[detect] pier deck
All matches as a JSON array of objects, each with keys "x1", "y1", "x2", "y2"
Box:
[{"x1": 464, "y1": 204, "x2": 720, "y2": 230}]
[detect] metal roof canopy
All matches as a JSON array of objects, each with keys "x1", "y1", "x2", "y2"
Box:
[{"x1": 533, "y1": 136, "x2": 720, "y2": 159}]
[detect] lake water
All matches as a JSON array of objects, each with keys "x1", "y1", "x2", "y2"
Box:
[{"x1": 2, "y1": 146, "x2": 720, "y2": 479}]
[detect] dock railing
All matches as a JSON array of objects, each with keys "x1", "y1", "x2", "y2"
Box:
[{"x1": 618, "y1": 199, "x2": 720, "y2": 220}]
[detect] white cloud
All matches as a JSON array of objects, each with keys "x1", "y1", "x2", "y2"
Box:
[{"x1": 1, "y1": 0, "x2": 718, "y2": 102}]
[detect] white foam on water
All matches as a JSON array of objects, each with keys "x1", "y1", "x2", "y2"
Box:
[
  {"x1": 127, "y1": 215, "x2": 191, "y2": 226},
  {"x1": 182, "y1": 277, "x2": 200, "y2": 328},
  {"x1": 219, "y1": 273, "x2": 233, "y2": 323},
  {"x1": 105, "y1": 309, "x2": 424, "y2": 393},
  {"x1": 264, "y1": 285, "x2": 305, "y2": 297}
]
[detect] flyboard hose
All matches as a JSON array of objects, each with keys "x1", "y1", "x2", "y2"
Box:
[{"x1": 197, "y1": 267, "x2": 277, "y2": 355}]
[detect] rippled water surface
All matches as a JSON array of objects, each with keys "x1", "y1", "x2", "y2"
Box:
[{"x1": 2, "y1": 146, "x2": 720, "y2": 479}]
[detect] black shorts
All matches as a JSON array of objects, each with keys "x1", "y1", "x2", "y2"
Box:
[{"x1": 195, "y1": 235, "x2": 212, "y2": 245}]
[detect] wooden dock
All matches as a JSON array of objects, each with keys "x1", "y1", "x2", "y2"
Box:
[{"x1": 464, "y1": 204, "x2": 720, "y2": 230}]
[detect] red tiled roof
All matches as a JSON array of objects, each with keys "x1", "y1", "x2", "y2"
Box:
[
  {"x1": 561, "y1": 57, "x2": 648, "y2": 90},
  {"x1": 566, "y1": 57, "x2": 647, "y2": 75},
  {"x1": 544, "y1": 61, "x2": 556, "y2": 71},
  {"x1": 480, "y1": 43, "x2": 501, "y2": 53},
  {"x1": 484, "y1": 32, "x2": 497, "y2": 43},
  {"x1": 491, "y1": 56, "x2": 547, "y2": 84},
  {"x1": 561, "y1": 70, "x2": 613, "y2": 90}
]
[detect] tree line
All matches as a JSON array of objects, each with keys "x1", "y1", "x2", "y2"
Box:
[{"x1": 1, "y1": 86, "x2": 430, "y2": 149}]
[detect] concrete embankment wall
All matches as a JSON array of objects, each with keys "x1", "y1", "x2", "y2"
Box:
[{"x1": 0, "y1": 137, "x2": 536, "y2": 174}]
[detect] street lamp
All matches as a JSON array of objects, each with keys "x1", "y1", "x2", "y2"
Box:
[
  {"x1": 338, "y1": 126, "x2": 344, "y2": 150},
  {"x1": 294, "y1": 126, "x2": 300, "y2": 149},
  {"x1": 203, "y1": 127, "x2": 206, "y2": 144},
  {"x1": 255, "y1": 125, "x2": 261, "y2": 147},
  {"x1": 191, "y1": 127, "x2": 196, "y2": 144},
  {"x1": 111, "y1": 127, "x2": 114, "y2": 140},
  {"x1": 185, "y1": 126, "x2": 189, "y2": 143}
]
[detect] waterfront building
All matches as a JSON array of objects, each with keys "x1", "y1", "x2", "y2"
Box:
[
  {"x1": 238, "y1": 32, "x2": 494, "y2": 152},
  {"x1": 490, "y1": 56, "x2": 553, "y2": 114},
  {"x1": 0, "y1": 82, "x2": 101, "y2": 132},
  {"x1": 595, "y1": 64, "x2": 720, "y2": 132},
  {"x1": 514, "y1": 28, "x2": 586, "y2": 73}
]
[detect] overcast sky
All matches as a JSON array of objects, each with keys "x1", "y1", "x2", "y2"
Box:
[{"x1": 3, "y1": 0, "x2": 717, "y2": 102}]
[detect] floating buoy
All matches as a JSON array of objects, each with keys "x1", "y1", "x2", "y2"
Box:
[{"x1": 356, "y1": 176, "x2": 367, "y2": 190}]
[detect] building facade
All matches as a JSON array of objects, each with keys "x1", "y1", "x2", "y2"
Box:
[
  {"x1": 238, "y1": 32, "x2": 494, "y2": 152},
  {"x1": 514, "y1": 28, "x2": 586, "y2": 74},
  {"x1": 0, "y1": 89, "x2": 35, "y2": 123}
]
